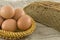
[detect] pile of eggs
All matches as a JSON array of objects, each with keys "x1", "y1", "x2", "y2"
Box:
[{"x1": 0, "y1": 5, "x2": 32, "y2": 32}]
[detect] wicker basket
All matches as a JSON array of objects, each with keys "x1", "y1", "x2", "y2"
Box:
[{"x1": 0, "y1": 19, "x2": 36, "y2": 39}]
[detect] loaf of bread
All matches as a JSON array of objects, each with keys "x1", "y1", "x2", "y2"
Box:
[{"x1": 24, "y1": 1, "x2": 60, "y2": 31}]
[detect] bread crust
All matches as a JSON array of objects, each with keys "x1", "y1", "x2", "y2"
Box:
[{"x1": 24, "y1": 1, "x2": 60, "y2": 31}]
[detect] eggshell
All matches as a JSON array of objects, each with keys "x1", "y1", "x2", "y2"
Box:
[
  {"x1": 17, "y1": 15, "x2": 32, "y2": 30},
  {"x1": 0, "y1": 16, "x2": 4, "y2": 26},
  {"x1": 13, "y1": 8, "x2": 25, "y2": 20},
  {"x1": 0, "y1": 5, "x2": 15, "y2": 19},
  {"x1": 2, "y1": 19, "x2": 17, "y2": 31}
]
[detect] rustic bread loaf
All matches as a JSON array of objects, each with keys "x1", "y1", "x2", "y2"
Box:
[{"x1": 24, "y1": 1, "x2": 60, "y2": 31}]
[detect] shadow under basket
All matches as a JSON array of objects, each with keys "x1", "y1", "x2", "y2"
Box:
[{"x1": 0, "y1": 19, "x2": 36, "y2": 39}]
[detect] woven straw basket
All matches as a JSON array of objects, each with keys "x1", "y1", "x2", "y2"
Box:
[{"x1": 0, "y1": 19, "x2": 35, "y2": 39}]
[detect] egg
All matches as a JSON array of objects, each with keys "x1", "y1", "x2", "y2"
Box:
[
  {"x1": 13, "y1": 8, "x2": 25, "y2": 20},
  {"x1": 2, "y1": 19, "x2": 17, "y2": 31},
  {"x1": 0, "y1": 5, "x2": 15, "y2": 19},
  {"x1": 0, "y1": 16, "x2": 4, "y2": 26},
  {"x1": 17, "y1": 15, "x2": 32, "y2": 30}
]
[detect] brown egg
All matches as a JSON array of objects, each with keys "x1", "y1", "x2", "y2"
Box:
[
  {"x1": 2, "y1": 19, "x2": 17, "y2": 31},
  {"x1": 0, "y1": 16, "x2": 4, "y2": 26},
  {"x1": 17, "y1": 15, "x2": 32, "y2": 30},
  {"x1": 13, "y1": 8, "x2": 25, "y2": 20},
  {"x1": 0, "y1": 5, "x2": 15, "y2": 19}
]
